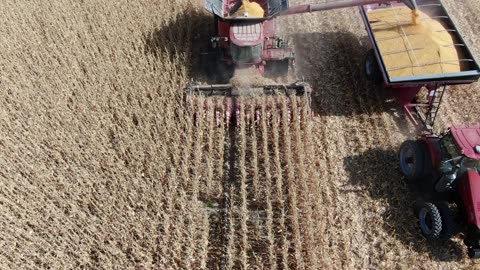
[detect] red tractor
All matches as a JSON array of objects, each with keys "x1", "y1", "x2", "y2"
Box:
[{"x1": 399, "y1": 126, "x2": 480, "y2": 257}]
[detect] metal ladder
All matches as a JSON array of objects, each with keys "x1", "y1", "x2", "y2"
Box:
[{"x1": 425, "y1": 83, "x2": 447, "y2": 131}]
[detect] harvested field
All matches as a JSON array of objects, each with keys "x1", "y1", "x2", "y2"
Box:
[{"x1": 0, "y1": 0, "x2": 479, "y2": 269}]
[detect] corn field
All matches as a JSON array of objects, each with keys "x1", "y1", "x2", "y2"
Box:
[{"x1": 0, "y1": 0, "x2": 479, "y2": 269}]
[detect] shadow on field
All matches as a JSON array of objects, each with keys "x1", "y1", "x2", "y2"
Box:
[
  {"x1": 343, "y1": 148, "x2": 465, "y2": 262},
  {"x1": 291, "y1": 31, "x2": 409, "y2": 129},
  {"x1": 143, "y1": 6, "x2": 214, "y2": 80}
]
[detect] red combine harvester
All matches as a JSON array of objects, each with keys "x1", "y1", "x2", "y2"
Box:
[
  {"x1": 186, "y1": 0, "x2": 421, "y2": 126},
  {"x1": 399, "y1": 126, "x2": 480, "y2": 258}
]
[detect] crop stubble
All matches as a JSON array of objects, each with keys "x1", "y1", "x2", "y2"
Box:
[{"x1": 0, "y1": 0, "x2": 479, "y2": 269}]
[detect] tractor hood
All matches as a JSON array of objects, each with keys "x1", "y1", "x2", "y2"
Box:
[
  {"x1": 451, "y1": 125, "x2": 480, "y2": 159},
  {"x1": 460, "y1": 170, "x2": 480, "y2": 229}
]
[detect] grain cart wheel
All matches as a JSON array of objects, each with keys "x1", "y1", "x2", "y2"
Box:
[
  {"x1": 418, "y1": 202, "x2": 442, "y2": 241},
  {"x1": 364, "y1": 49, "x2": 382, "y2": 83},
  {"x1": 399, "y1": 140, "x2": 428, "y2": 181},
  {"x1": 436, "y1": 202, "x2": 457, "y2": 240}
]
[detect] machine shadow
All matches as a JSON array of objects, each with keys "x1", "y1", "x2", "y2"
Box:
[
  {"x1": 143, "y1": 6, "x2": 214, "y2": 81},
  {"x1": 291, "y1": 32, "x2": 408, "y2": 124},
  {"x1": 343, "y1": 148, "x2": 466, "y2": 262}
]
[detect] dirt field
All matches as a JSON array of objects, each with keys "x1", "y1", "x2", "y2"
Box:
[{"x1": 0, "y1": 0, "x2": 479, "y2": 269}]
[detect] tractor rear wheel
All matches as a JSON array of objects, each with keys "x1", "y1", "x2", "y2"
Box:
[
  {"x1": 399, "y1": 140, "x2": 431, "y2": 181},
  {"x1": 364, "y1": 49, "x2": 382, "y2": 83},
  {"x1": 418, "y1": 202, "x2": 442, "y2": 241}
]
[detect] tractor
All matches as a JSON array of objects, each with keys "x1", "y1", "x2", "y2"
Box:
[{"x1": 399, "y1": 126, "x2": 480, "y2": 258}]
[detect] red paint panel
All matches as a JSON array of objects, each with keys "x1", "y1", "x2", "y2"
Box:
[
  {"x1": 460, "y1": 171, "x2": 480, "y2": 229},
  {"x1": 451, "y1": 126, "x2": 480, "y2": 159}
]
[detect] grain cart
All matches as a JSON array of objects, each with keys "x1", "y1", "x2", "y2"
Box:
[
  {"x1": 187, "y1": 0, "x2": 420, "y2": 126},
  {"x1": 361, "y1": 0, "x2": 480, "y2": 131},
  {"x1": 399, "y1": 126, "x2": 480, "y2": 258}
]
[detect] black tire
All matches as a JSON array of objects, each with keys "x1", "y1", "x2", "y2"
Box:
[
  {"x1": 418, "y1": 202, "x2": 442, "y2": 241},
  {"x1": 435, "y1": 202, "x2": 457, "y2": 240},
  {"x1": 399, "y1": 140, "x2": 429, "y2": 181},
  {"x1": 364, "y1": 49, "x2": 382, "y2": 83}
]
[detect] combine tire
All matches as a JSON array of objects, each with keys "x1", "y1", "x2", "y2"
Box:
[
  {"x1": 399, "y1": 140, "x2": 431, "y2": 181},
  {"x1": 364, "y1": 49, "x2": 382, "y2": 83},
  {"x1": 418, "y1": 202, "x2": 442, "y2": 241}
]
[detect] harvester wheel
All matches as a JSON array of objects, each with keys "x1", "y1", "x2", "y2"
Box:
[
  {"x1": 364, "y1": 49, "x2": 382, "y2": 83},
  {"x1": 435, "y1": 202, "x2": 457, "y2": 240},
  {"x1": 399, "y1": 140, "x2": 429, "y2": 181},
  {"x1": 418, "y1": 202, "x2": 442, "y2": 241}
]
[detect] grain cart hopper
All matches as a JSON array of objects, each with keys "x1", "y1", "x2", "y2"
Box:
[
  {"x1": 360, "y1": 0, "x2": 480, "y2": 131},
  {"x1": 187, "y1": 0, "x2": 420, "y2": 126},
  {"x1": 399, "y1": 126, "x2": 480, "y2": 258}
]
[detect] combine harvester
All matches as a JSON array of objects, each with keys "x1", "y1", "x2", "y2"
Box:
[{"x1": 187, "y1": 0, "x2": 424, "y2": 127}]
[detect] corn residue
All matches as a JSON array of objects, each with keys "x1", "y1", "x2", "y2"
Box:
[{"x1": 368, "y1": 6, "x2": 461, "y2": 78}]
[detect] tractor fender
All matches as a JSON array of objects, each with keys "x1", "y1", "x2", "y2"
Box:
[{"x1": 459, "y1": 171, "x2": 480, "y2": 230}]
